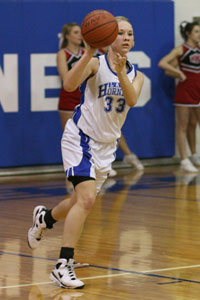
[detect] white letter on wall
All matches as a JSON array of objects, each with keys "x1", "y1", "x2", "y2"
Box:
[
  {"x1": 127, "y1": 51, "x2": 151, "y2": 107},
  {"x1": 0, "y1": 54, "x2": 18, "y2": 112},
  {"x1": 31, "y1": 54, "x2": 61, "y2": 111}
]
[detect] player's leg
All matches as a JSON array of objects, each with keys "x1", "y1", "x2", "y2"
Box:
[
  {"x1": 50, "y1": 178, "x2": 96, "y2": 289},
  {"x1": 119, "y1": 133, "x2": 144, "y2": 170},
  {"x1": 59, "y1": 110, "x2": 75, "y2": 194},
  {"x1": 62, "y1": 179, "x2": 96, "y2": 247},
  {"x1": 50, "y1": 120, "x2": 98, "y2": 288},
  {"x1": 50, "y1": 137, "x2": 114, "y2": 289},
  {"x1": 27, "y1": 194, "x2": 77, "y2": 249}
]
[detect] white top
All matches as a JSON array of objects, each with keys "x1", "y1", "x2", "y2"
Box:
[{"x1": 72, "y1": 54, "x2": 136, "y2": 143}]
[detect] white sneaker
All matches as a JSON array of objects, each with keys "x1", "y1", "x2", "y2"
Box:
[
  {"x1": 27, "y1": 205, "x2": 47, "y2": 249},
  {"x1": 123, "y1": 153, "x2": 144, "y2": 170},
  {"x1": 191, "y1": 154, "x2": 200, "y2": 167},
  {"x1": 50, "y1": 258, "x2": 84, "y2": 289},
  {"x1": 180, "y1": 158, "x2": 198, "y2": 173},
  {"x1": 108, "y1": 168, "x2": 117, "y2": 177}
]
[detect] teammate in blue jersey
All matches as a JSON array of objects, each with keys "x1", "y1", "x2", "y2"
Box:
[{"x1": 27, "y1": 16, "x2": 144, "y2": 289}]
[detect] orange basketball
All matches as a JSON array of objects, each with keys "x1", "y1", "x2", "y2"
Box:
[{"x1": 81, "y1": 10, "x2": 118, "y2": 48}]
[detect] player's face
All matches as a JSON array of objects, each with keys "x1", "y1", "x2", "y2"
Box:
[
  {"x1": 111, "y1": 21, "x2": 134, "y2": 54},
  {"x1": 187, "y1": 25, "x2": 200, "y2": 44},
  {"x1": 66, "y1": 26, "x2": 82, "y2": 46}
]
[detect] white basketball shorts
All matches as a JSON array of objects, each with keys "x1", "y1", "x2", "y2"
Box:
[{"x1": 61, "y1": 119, "x2": 117, "y2": 193}]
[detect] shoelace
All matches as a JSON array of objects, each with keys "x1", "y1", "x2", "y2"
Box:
[{"x1": 66, "y1": 264, "x2": 76, "y2": 280}]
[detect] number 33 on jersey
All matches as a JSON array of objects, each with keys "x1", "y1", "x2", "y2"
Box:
[{"x1": 73, "y1": 54, "x2": 137, "y2": 143}]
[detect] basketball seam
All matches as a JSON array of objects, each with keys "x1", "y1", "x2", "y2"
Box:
[
  {"x1": 84, "y1": 11, "x2": 112, "y2": 21},
  {"x1": 82, "y1": 20, "x2": 117, "y2": 36},
  {"x1": 90, "y1": 24, "x2": 118, "y2": 46}
]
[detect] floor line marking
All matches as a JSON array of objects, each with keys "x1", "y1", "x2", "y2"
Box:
[
  {"x1": 2, "y1": 251, "x2": 200, "y2": 274},
  {"x1": 1, "y1": 252, "x2": 200, "y2": 290},
  {"x1": 0, "y1": 272, "x2": 132, "y2": 289},
  {"x1": 141, "y1": 264, "x2": 200, "y2": 273},
  {"x1": 1, "y1": 263, "x2": 200, "y2": 290}
]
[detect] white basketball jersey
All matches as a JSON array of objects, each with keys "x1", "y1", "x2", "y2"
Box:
[{"x1": 73, "y1": 54, "x2": 136, "y2": 143}]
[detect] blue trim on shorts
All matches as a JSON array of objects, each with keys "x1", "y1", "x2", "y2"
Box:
[
  {"x1": 67, "y1": 167, "x2": 73, "y2": 177},
  {"x1": 73, "y1": 104, "x2": 81, "y2": 125},
  {"x1": 67, "y1": 128, "x2": 92, "y2": 177},
  {"x1": 73, "y1": 80, "x2": 87, "y2": 125}
]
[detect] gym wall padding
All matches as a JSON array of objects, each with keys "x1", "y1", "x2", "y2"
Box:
[{"x1": 0, "y1": 0, "x2": 174, "y2": 167}]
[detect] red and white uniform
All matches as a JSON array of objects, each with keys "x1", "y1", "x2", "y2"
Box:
[
  {"x1": 174, "y1": 44, "x2": 200, "y2": 106},
  {"x1": 58, "y1": 48, "x2": 84, "y2": 111}
]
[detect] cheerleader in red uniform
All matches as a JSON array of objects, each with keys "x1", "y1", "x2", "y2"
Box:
[
  {"x1": 158, "y1": 21, "x2": 200, "y2": 172},
  {"x1": 57, "y1": 23, "x2": 85, "y2": 130},
  {"x1": 56, "y1": 23, "x2": 85, "y2": 194}
]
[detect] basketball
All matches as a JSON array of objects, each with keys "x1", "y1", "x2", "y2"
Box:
[{"x1": 81, "y1": 10, "x2": 118, "y2": 48}]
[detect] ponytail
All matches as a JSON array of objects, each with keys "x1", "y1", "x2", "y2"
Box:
[{"x1": 180, "y1": 20, "x2": 199, "y2": 41}]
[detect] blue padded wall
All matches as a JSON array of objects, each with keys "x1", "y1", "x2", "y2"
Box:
[{"x1": 0, "y1": 0, "x2": 174, "y2": 166}]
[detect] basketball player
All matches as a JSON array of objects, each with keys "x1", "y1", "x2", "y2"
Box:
[
  {"x1": 27, "y1": 16, "x2": 144, "y2": 288},
  {"x1": 158, "y1": 21, "x2": 200, "y2": 172}
]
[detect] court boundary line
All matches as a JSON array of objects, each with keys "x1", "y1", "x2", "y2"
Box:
[
  {"x1": 1, "y1": 250, "x2": 200, "y2": 289},
  {"x1": 1, "y1": 267, "x2": 200, "y2": 290}
]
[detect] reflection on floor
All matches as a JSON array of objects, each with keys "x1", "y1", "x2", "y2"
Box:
[{"x1": 1, "y1": 165, "x2": 200, "y2": 299}]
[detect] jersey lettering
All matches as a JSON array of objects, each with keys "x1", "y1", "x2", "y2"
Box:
[{"x1": 98, "y1": 82, "x2": 123, "y2": 98}]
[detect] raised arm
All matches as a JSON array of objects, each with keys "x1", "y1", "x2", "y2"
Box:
[
  {"x1": 114, "y1": 54, "x2": 144, "y2": 107},
  {"x1": 131, "y1": 70, "x2": 144, "y2": 102},
  {"x1": 63, "y1": 48, "x2": 98, "y2": 92}
]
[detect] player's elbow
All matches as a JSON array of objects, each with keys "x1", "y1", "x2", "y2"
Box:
[
  {"x1": 158, "y1": 60, "x2": 164, "y2": 69},
  {"x1": 128, "y1": 98, "x2": 137, "y2": 107},
  {"x1": 129, "y1": 102, "x2": 136, "y2": 107},
  {"x1": 63, "y1": 82, "x2": 77, "y2": 92}
]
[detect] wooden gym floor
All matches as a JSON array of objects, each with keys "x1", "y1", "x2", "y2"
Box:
[{"x1": 1, "y1": 164, "x2": 200, "y2": 299}]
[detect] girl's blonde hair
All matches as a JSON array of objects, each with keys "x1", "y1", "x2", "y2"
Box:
[{"x1": 115, "y1": 16, "x2": 131, "y2": 24}]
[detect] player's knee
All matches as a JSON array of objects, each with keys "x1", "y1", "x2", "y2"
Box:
[{"x1": 82, "y1": 194, "x2": 96, "y2": 212}]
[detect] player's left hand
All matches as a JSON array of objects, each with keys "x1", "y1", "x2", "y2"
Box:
[{"x1": 113, "y1": 53, "x2": 127, "y2": 73}]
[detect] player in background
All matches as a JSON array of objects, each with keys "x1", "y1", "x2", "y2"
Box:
[{"x1": 158, "y1": 21, "x2": 200, "y2": 172}]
